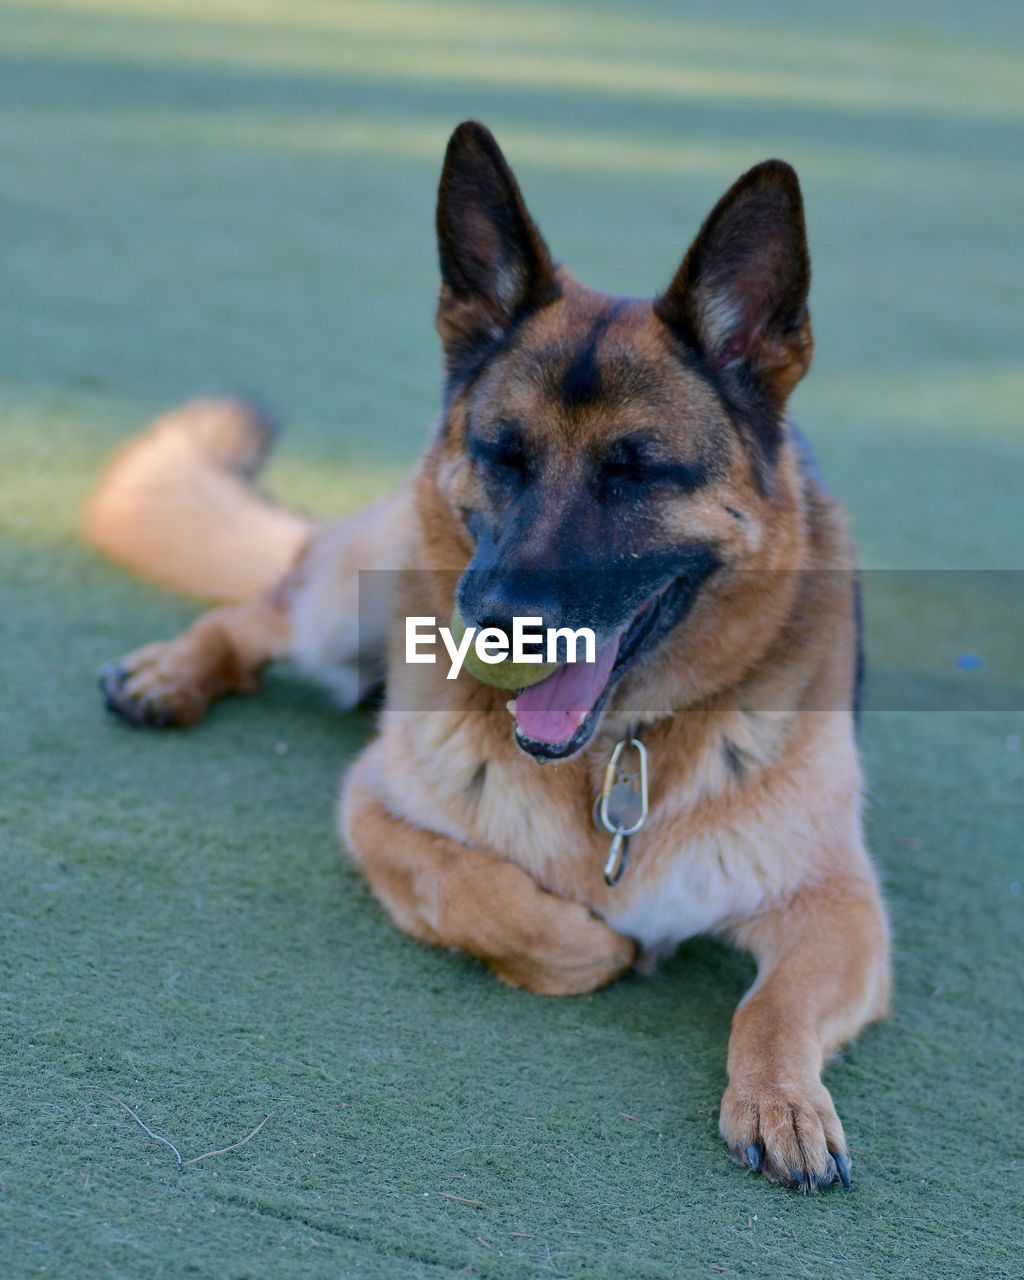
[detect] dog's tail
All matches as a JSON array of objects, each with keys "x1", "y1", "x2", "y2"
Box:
[{"x1": 81, "y1": 397, "x2": 314, "y2": 602}]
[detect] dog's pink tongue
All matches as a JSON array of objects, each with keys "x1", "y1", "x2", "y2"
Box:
[{"x1": 515, "y1": 634, "x2": 620, "y2": 746}]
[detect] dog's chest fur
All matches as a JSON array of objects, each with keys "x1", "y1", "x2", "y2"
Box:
[{"x1": 373, "y1": 700, "x2": 847, "y2": 956}]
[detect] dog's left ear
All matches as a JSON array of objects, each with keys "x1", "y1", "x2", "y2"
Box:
[
  {"x1": 435, "y1": 121, "x2": 559, "y2": 372},
  {"x1": 656, "y1": 160, "x2": 812, "y2": 409}
]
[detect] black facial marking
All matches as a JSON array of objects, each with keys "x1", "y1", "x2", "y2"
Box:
[
  {"x1": 558, "y1": 305, "x2": 625, "y2": 410},
  {"x1": 559, "y1": 335, "x2": 602, "y2": 408}
]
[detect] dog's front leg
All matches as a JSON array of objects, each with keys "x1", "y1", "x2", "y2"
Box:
[
  {"x1": 342, "y1": 753, "x2": 636, "y2": 995},
  {"x1": 720, "y1": 874, "x2": 890, "y2": 1191}
]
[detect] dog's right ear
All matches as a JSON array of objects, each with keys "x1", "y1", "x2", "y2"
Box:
[
  {"x1": 655, "y1": 160, "x2": 812, "y2": 413},
  {"x1": 436, "y1": 121, "x2": 558, "y2": 373}
]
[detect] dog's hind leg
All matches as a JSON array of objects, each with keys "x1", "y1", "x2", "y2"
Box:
[
  {"x1": 100, "y1": 487, "x2": 411, "y2": 728},
  {"x1": 342, "y1": 746, "x2": 637, "y2": 995},
  {"x1": 87, "y1": 397, "x2": 414, "y2": 727},
  {"x1": 82, "y1": 396, "x2": 313, "y2": 602},
  {"x1": 100, "y1": 592, "x2": 295, "y2": 727}
]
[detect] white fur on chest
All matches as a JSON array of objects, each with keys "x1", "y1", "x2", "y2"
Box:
[{"x1": 600, "y1": 833, "x2": 763, "y2": 957}]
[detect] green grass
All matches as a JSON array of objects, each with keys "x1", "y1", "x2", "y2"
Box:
[{"x1": 1, "y1": 2, "x2": 1021, "y2": 1276}]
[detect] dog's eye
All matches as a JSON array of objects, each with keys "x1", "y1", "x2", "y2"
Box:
[
  {"x1": 469, "y1": 421, "x2": 533, "y2": 486},
  {"x1": 599, "y1": 438, "x2": 709, "y2": 499},
  {"x1": 599, "y1": 438, "x2": 649, "y2": 496}
]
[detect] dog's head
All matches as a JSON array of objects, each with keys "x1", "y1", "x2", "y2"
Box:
[{"x1": 429, "y1": 122, "x2": 815, "y2": 760}]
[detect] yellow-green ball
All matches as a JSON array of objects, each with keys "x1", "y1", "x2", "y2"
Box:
[{"x1": 450, "y1": 608, "x2": 558, "y2": 690}]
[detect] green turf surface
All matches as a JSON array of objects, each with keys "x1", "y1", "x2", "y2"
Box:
[{"x1": 2, "y1": 2, "x2": 1022, "y2": 1276}]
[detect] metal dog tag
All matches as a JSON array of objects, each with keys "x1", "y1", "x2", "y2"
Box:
[
  {"x1": 605, "y1": 778, "x2": 644, "y2": 831},
  {"x1": 595, "y1": 738, "x2": 649, "y2": 887}
]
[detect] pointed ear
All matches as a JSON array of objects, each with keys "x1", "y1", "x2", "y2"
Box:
[
  {"x1": 655, "y1": 160, "x2": 812, "y2": 408},
  {"x1": 436, "y1": 121, "x2": 559, "y2": 372}
]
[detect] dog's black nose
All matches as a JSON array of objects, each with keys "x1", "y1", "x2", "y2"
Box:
[
  {"x1": 461, "y1": 567, "x2": 562, "y2": 637},
  {"x1": 475, "y1": 611, "x2": 515, "y2": 640}
]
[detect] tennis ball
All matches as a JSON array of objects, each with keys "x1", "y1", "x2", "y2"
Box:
[{"x1": 450, "y1": 608, "x2": 558, "y2": 690}]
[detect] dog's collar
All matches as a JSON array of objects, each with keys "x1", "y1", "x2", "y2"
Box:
[{"x1": 594, "y1": 726, "x2": 648, "y2": 887}]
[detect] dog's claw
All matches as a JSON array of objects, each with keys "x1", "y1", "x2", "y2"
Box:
[
  {"x1": 745, "y1": 1144, "x2": 761, "y2": 1173},
  {"x1": 832, "y1": 1152, "x2": 851, "y2": 1189},
  {"x1": 99, "y1": 663, "x2": 125, "y2": 690},
  {"x1": 100, "y1": 665, "x2": 133, "y2": 718},
  {"x1": 100, "y1": 662, "x2": 163, "y2": 727},
  {"x1": 101, "y1": 670, "x2": 125, "y2": 710}
]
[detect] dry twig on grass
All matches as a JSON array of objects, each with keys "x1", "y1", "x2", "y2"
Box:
[
  {"x1": 88, "y1": 1087, "x2": 272, "y2": 1171},
  {"x1": 181, "y1": 1113, "x2": 273, "y2": 1167},
  {"x1": 87, "y1": 1088, "x2": 184, "y2": 1168},
  {"x1": 437, "y1": 1191, "x2": 484, "y2": 1209}
]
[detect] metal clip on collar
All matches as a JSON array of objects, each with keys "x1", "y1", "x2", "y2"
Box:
[{"x1": 595, "y1": 736, "x2": 649, "y2": 887}]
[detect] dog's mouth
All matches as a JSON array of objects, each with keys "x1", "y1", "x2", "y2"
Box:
[{"x1": 512, "y1": 560, "x2": 716, "y2": 761}]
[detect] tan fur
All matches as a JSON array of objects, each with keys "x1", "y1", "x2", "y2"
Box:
[
  {"x1": 88, "y1": 136, "x2": 890, "y2": 1192},
  {"x1": 106, "y1": 595, "x2": 294, "y2": 727},
  {"x1": 82, "y1": 397, "x2": 312, "y2": 602},
  {"x1": 343, "y1": 762, "x2": 636, "y2": 994}
]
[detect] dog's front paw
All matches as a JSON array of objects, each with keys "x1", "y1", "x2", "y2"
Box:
[
  {"x1": 720, "y1": 1077, "x2": 850, "y2": 1192},
  {"x1": 100, "y1": 642, "x2": 212, "y2": 728},
  {"x1": 490, "y1": 902, "x2": 637, "y2": 997}
]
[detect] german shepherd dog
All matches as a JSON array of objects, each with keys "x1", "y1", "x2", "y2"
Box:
[{"x1": 85, "y1": 122, "x2": 890, "y2": 1191}]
